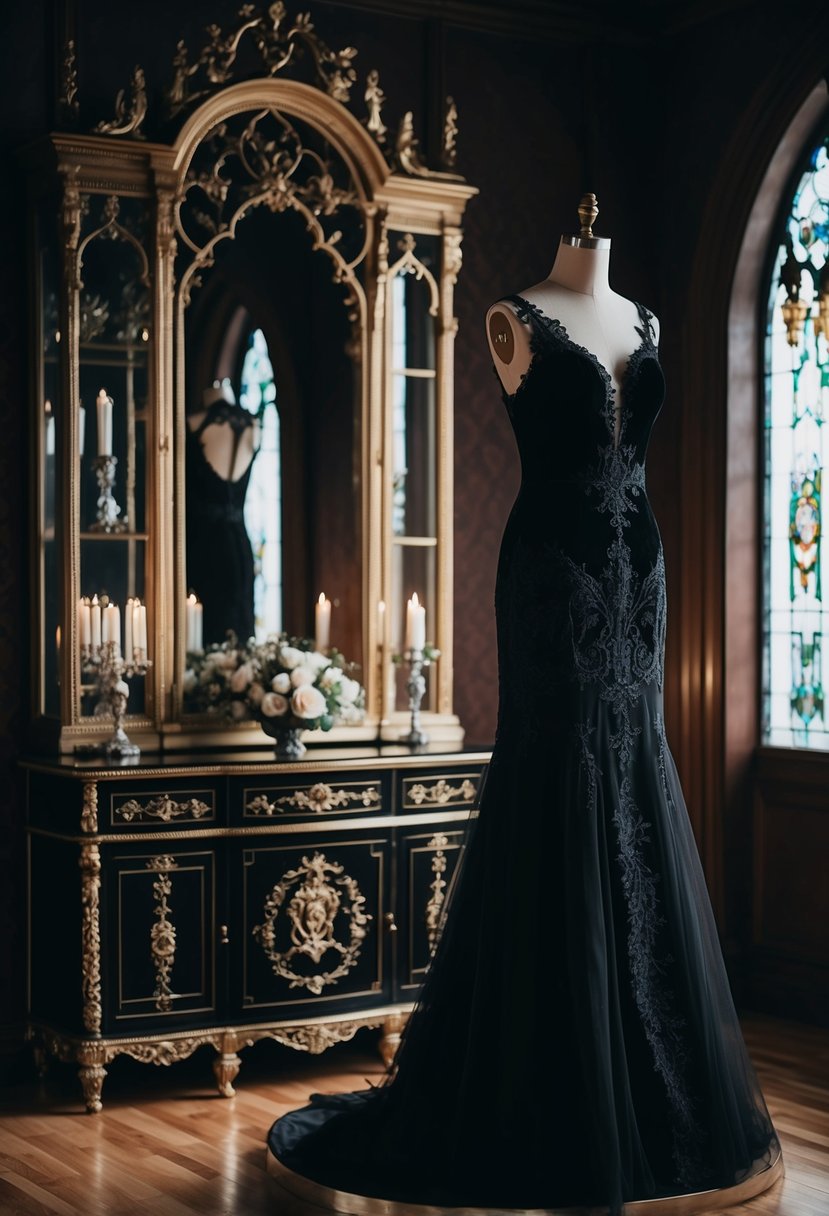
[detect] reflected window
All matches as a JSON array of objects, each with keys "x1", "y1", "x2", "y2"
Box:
[
  {"x1": 763, "y1": 130, "x2": 829, "y2": 746},
  {"x1": 240, "y1": 329, "x2": 282, "y2": 638}
]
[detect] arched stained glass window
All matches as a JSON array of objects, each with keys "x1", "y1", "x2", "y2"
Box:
[
  {"x1": 239, "y1": 328, "x2": 281, "y2": 639},
  {"x1": 764, "y1": 130, "x2": 829, "y2": 747}
]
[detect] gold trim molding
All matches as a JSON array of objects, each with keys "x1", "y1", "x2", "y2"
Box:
[
  {"x1": 245, "y1": 782, "x2": 381, "y2": 816},
  {"x1": 148, "y1": 855, "x2": 179, "y2": 1011},
  {"x1": 116, "y1": 794, "x2": 213, "y2": 823},
  {"x1": 405, "y1": 777, "x2": 477, "y2": 808},
  {"x1": 253, "y1": 852, "x2": 372, "y2": 995},
  {"x1": 79, "y1": 843, "x2": 102, "y2": 1034}
]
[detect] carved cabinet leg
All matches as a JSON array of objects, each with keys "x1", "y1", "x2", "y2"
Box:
[
  {"x1": 378, "y1": 1013, "x2": 407, "y2": 1070},
  {"x1": 213, "y1": 1034, "x2": 242, "y2": 1098}
]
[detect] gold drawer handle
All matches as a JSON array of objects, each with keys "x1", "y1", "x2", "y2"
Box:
[
  {"x1": 219, "y1": 924, "x2": 229, "y2": 945},
  {"x1": 384, "y1": 912, "x2": 398, "y2": 934}
]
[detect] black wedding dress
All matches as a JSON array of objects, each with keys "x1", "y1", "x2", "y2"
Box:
[
  {"x1": 185, "y1": 402, "x2": 258, "y2": 647},
  {"x1": 267, "y1": 297, "x2": 780, "y2": 1214}
]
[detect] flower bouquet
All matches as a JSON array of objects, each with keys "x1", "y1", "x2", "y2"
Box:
[{"x1": 184, "y1": 633, "x2": 365, "y2": 758}]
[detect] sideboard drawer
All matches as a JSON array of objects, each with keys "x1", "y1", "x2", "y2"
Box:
[
  {"x1": 231, "y1": 770, "x2": 389, "y2": 824},
  {"x1": 398, "y1": 768, "x2": 483, "y2": 813},
  {"x1": 105, "y1": 781, "x2": 221, "y2": 830}
]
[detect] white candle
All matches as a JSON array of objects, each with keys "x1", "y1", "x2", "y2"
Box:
[
  {"x1": 102, "y1": 603, "x2": 121, "y2": 655},
  {"x1": 44, "y1": 400, "x2": 55, "y2": 456},
  {"x1": 316, "y1": 593, "x2": 331, "y2": 650},
  {"x1": 90, "y1": 594, "x2": 101, "y2": 649},
  {"x1": 78, "y1": 597, "x2": 90, "y2": 650},
  {"x1": 79, "y1": 403, "x2": 86, "y2": 458},
  {"x1": 125, "y1": 598, "x2": 134, "y2": 660},
  {"x1": 135, "y1": 601, "x2": 148, "y2": 658},
  {"x1": 96, "y1": 388, "x2": 113, "y2": 456},
  {"x1": 186, "y1": 593, "x2": 195, "y2": 651},
  {"x1": 378, "y1": 599, "x2": 386, "y2": 642},
  {"x1": 405, "y1": 593, "x2": 426, "y2": 653},
  {"x1": 194, "y1": 601, "x2": 203, "y2": 652}
]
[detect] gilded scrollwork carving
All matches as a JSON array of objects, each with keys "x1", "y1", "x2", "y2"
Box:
[
  {"x1": 442, "y1": 96, "x2": 458, "y2": 169},
  {"x1": 81, "y1": 782, "x2": 98, "y2": 833},
  {"x1": 395, "y1": 111, "x2": 430, "y2": 178},
  {"x1": 266, "y1": 1018, "x2": 382, "y2": 1055},
  {"x1": 116, "y1": 1035, "x2": 217, "y2": 1066},
  {"x1": 245, "y1": 781, "x2": 380, "y2": 816},
  {"x1": 59, "y1": 39, "x2": 79, "y2": 124},
  {"x1": 252, "y1": 852, "x2": 372, "y2": 995},
  {"x1": 94, "y1": 65, "x2": 148, "y2": 139},
  {"x1": 116, "y1": 794, "x2": 211, "y2": 823},
  {"x1": 363, "y1": 69, "x2": 387, "y2": 145},
  {"x1": 406, "y1": 777, "x2": 477, "y2": 807},
  {"x1": 425, "y1": 833, "x2": 449, "y2": 954},
  {"x1": 165, "y1": 2, "x2": 358, "y2": 119},
  {"x1": 79, "y1": 844, "x2": 102, "y2": 1035},
  {"x1": 147, "y1": 856, "x2": 179, "y2": 1012}
]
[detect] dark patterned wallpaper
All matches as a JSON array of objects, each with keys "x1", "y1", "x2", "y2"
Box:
[{"x1": 0, "y1": 0, "x2": 817, "y2": 1036}]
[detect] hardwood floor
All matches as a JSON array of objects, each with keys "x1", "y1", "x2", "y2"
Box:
[{"x1": 0, "y1": 1015, "x2": 826, "y2": 1215}]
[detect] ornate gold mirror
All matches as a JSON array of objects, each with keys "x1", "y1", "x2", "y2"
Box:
[{"x1": 28, "y1": 4, "x2": 476, "y2": 751}]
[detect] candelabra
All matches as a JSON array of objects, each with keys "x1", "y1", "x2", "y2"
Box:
[
  {"x1": 89, "y1": 454, "x2": 127, "y2": 532},
  {"x1": 82, "y1": 640, "x2": 151, "y2": 757},
  {"x1": 399, "y1": 648, "x2": 433, "y2": 747}
]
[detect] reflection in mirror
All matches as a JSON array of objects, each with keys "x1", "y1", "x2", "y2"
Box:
[{"x1": 181, "y1": 205, "x2": 363, "y2": 706}]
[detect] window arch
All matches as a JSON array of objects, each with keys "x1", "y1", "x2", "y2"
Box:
[{"x1": 764, "y1": 127, "x2": 829, "y2": 746}]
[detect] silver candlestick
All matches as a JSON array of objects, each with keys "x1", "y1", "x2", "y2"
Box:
[
  {"x1": 82, "y1": 640, "x2": 151, "y2": 757},
  {"x1": 89, "y1": 454, "x2": 127, "y2": 532},
  {"x1": 400, "y1": 648, "x2": 432, "y2": 747}
]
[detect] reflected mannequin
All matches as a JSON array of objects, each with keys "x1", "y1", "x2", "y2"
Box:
[{"x1": 185, "y1": 379, "x2": 260, "y2": 646}]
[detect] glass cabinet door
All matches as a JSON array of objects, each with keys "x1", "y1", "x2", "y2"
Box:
[{"x1": 387, "y1": 232, "x2": 440, "y2": 715}]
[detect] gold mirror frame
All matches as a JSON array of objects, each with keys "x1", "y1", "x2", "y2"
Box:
[{"x1": 28, "y1": 21, "x2": 477, "y2": 752}]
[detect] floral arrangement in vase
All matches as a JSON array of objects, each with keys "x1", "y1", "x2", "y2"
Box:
[{"x1": 184, "y1": 633, "x2": 365, "y2": 758}]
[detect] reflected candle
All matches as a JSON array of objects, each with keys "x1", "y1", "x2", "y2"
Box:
[
  {"x1": 405, "y1": 593, "x2": 426, "y2": 653},
  {"x1": 96, "y1": 388, "x2": 113, "y2": 457}
]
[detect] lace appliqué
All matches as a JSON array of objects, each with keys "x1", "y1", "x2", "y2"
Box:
[
  {"x1": 564, "y1": 538, "x2": 666, "y2": 713},
  {"x1": 584, "y1": 444, "x2": 646, "y2": 532}
]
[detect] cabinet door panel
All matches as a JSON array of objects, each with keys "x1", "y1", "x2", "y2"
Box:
[
  {"x1": 104, "y1": 846, "x2": 217, "y2": 1028},
  {"x1": 237, "y1": 836, "x2": 389, "y2": 1016},
  {"x1": 395, "y1": 827, "x2": 467, "y2": 998}
]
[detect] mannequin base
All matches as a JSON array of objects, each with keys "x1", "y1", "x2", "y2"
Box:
[{"x1": 266, "y1": 1141, "x2": 783, "y2": 1216}]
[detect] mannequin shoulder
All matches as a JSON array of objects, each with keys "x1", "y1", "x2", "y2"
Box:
[{"x1": 486, "y1": 297, "x2": 534, "y2": 368}]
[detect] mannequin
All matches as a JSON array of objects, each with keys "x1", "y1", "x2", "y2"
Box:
[
  {"x1": 186, "y1": 378, "x2": 260, "y2": 482},
  {"x1": 487, "y1": 193, "x2": 659, "y2": 445}
]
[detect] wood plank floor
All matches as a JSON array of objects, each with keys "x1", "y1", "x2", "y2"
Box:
[{"x1": 0, "y1": 1015, "x2": 826, "y2": 1215}]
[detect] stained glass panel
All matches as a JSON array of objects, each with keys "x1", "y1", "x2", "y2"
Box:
[{"x1": 764, "y1": 132, "x2": 829, "y2": 746}]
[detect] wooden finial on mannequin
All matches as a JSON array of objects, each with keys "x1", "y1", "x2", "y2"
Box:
[{"x1": 578, "y1": 192, "x2": 599, "y2": 239}]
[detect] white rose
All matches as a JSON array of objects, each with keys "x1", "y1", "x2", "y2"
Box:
[
  {"x1": 338, "y1": 675, "x2": 361, "y2": 705},
  {"x1": 319, "y1": 666, "x2": 341, "y2": 690},
  {"x1": 261, "y1": 692, "x2": 289, "y2": 717},
  {"x1": 279, "y1": 646, "x2": 305, "y2": 669},
  {"x1": 339, "y1": 703, "x2": 363, "y2": 724},
  {"x1": 290, "y1": 665, "x2": 316, "y2": 688},
  {"x1": 248, "y1": 681, "x2": 265, "y2": 706},
  {"x1": 183, "y1": 669, "x2": 197, "y2": 694},
  {"x1": 271, "y1": 672, "x2": 291, "y2": 693},
  {"x1": 230, "y1": 700, "x2": 248, "y2": 720},
  {"x1": 306, "y1": 650, "x2": 330, "y2": 673},
  {"x1": 291, "y1": 685, "x2": 327, "y2": 720},
  {"x1": 215, "y1": 651, "x2": 238, "y2": 671},
  {"x1": 230, "y1": 661, "x2": 254, "y2": 693}
]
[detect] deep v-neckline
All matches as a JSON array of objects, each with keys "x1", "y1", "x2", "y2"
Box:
[{"x1": 501, "y1": 293, "x2": 657, "y2": 451}]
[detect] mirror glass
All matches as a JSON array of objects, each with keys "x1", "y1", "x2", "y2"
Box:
[{"x1": 179, "y1": 187, "x2": 364, "y2": 710}]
